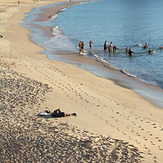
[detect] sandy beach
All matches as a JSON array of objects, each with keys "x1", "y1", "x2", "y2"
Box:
[{"x1": 0, "y1": 0, "x2": 163, "y2": 162}]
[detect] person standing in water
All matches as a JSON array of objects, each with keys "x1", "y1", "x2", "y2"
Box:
[
  {"x1": 113, "y1": 45, "x2": 117, "y2": 52},
  {"x1": 80, "y1": 41, "x2": 84, "y2": 52},
  {"x1": 143, "y1": 43, "x2": 149, "y2": 49},
  {"x1": 89, "y1": 40, "x2": 93, "y2": 50},
  {"x1": 108, "y1": 42, "x2": 113, "y2": 52},
  {"x1": 104, "y1": 40, "x2": 108, "y2": 51},
  {"x1": 125, "y1": 47, "x2": 130, "y2": 53},
  {"x1": 78, "y1": 41, "x2": 82, "y2": 53},
  {"x1": 128, "y1": 48, "x2": 133, "y2": 56}
]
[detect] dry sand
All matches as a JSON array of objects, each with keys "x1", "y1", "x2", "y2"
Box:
[{"x1": 0, "y1": 0, "x2": 163, "y2": 162}]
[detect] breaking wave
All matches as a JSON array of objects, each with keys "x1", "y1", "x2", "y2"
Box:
[{"x1": 44, "y1": 26, "x2": 75, "y2": 52}]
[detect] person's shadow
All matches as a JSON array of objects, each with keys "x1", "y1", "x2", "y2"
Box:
[
  {"x1": 36, "y1": 114, "x2": 64, "y2": 119},
  {"x1": 36, "y1": 114, "x2": 54, "y2": 119}
]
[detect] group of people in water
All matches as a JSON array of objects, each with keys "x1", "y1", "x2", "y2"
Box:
[
  {"x1": 78, "y1": 41, "x2": 85, "y2": 53},
  {"x1": 78, "y1": 40, "x2": 156, "y2": 56},
  {"x1": 104, "y1": 40, "x2": 117, "y2": 52},
  {"x1": 125, "y1": 42, "x2": 154, "y2": 55},
  {"x1": 104, "y1": 41, "x2": 153, "y2": 56},
  {"x1": 78, "y1": 40, "x2": 93, "y2": 53}
]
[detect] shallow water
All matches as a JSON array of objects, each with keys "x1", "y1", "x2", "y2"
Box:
[
  {"x1": 50, "y1": 0, "x2": 163, "y2": 88},
  {"x1": 22, "y1": 0, "x2": 163, "y2": 108}
]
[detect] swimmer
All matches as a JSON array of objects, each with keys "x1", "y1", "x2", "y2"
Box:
[
  {"x1": 147, "y1": 49, "x2": 154, "y2": 54},
  {"x1": 113, "y1": 45, "x2": 117, "y2": 52},
  {"x1": 128, "y1": 48, "x2": 133, "y2": 56},
  {"x1": 143, "y1": 43, "x2": 149, "y2": 49},
  {"x1": 136, "y1": 44, "x2": 142, "y2": 46}
]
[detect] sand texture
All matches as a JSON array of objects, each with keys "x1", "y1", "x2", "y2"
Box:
[{"x1": 0, "y1": 0, "x2": 163, "y2": 162}]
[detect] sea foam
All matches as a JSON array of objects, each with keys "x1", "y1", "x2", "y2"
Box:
[{"x1": 44, "y1": 26, "x2": 75, "y2": 52}]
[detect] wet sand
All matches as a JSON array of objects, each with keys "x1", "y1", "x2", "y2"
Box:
[{"x1": 0, "y1": 0, "x2": 163, "y2": 162}]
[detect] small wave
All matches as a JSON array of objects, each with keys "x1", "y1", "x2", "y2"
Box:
[
  {"x1": 91, "y1": 52, "x2": 136, "y2": 78},
  {"x1": 49, "y1": 7, "x2": 68, "y2": 20},
  {"x1": 44, "y1": 26, "x2": 75, "y2": 52},
  {"x1": 52, "y1": 26, "x2": 62, "y2": 35},
  {"x1": 120, "y1": 69, "x2": 137, "y2": 78},
  {"x1": 49, "y1": 13, "x2": 58, "y2": 20},
  {"x1": 91, "y1": 52, "x2": 118, "y2": 70},
  {"x1": 59, "y1": 8, "x2": 67, "y2": 12}
]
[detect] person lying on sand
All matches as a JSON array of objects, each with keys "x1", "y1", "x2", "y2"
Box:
[
  {"x1": 52, "y1": 108, "x2": 77, "y2": 117},
  {"x1": 38, "y1": 109, "x2": 77, "y2": 117}
]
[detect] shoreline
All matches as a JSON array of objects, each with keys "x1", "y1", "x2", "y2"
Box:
[
  {"x1": 25, "y1": 0, "x2": 163, "y2": 109},
  {"x1": 0, "y1": 0, "x2": 163, "y2": 162}
]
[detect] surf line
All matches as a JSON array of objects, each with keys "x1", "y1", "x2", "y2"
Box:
[
  {"x1": 90, "y1": 52, "x2": 137, "y2": 78},
  {"x1": 48, "y1": 1, "x2": 92, "y2": 20},
  {"x1": 48, "y1": 7, "x2": 67, "y2": 20}
]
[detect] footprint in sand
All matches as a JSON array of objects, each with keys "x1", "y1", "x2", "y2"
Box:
[
  {"x1": 136, "y1": 133, "x2": 141, "y2": 136},
  {"x1": 116, "y1": 128, "x2": 120, "y2": 131},
  {"x1": 144, "y1": 137, "x2": 148, "y2": 141},
  {"x1": 153, "y1": 156, "x2": 157, "y2": 162},
  {"x1": 150, "y1": 141, "x2": 154, "y2": 145},
  {"x1": 122, "y1": 132, "x2": 126, "y2": 135}
]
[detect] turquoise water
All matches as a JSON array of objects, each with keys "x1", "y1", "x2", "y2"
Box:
[{"x1": 49, "y1": 0, "x2": 163, "y2": 88}]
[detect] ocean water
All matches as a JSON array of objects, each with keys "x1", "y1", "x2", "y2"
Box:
[
  {"x1": 22, "y1": 0, "x2": 163, "y2": 107},
  {"x1": 47, "y1": 0, "x2": 163, "y2": 88}
]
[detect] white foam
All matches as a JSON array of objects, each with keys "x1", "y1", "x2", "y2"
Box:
[
  {"x1": 120, "y1": 69, "x2": 137, "y2": 78},
  {"x1": 91, "y1": 51, "x2": 136, "y2": 78},
  {"x1": 44, "y1": 26, "x2": 75, "y2": 52},
  {"x1": 49, "y1": 8, "x2": 67, "y2": 20}
]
